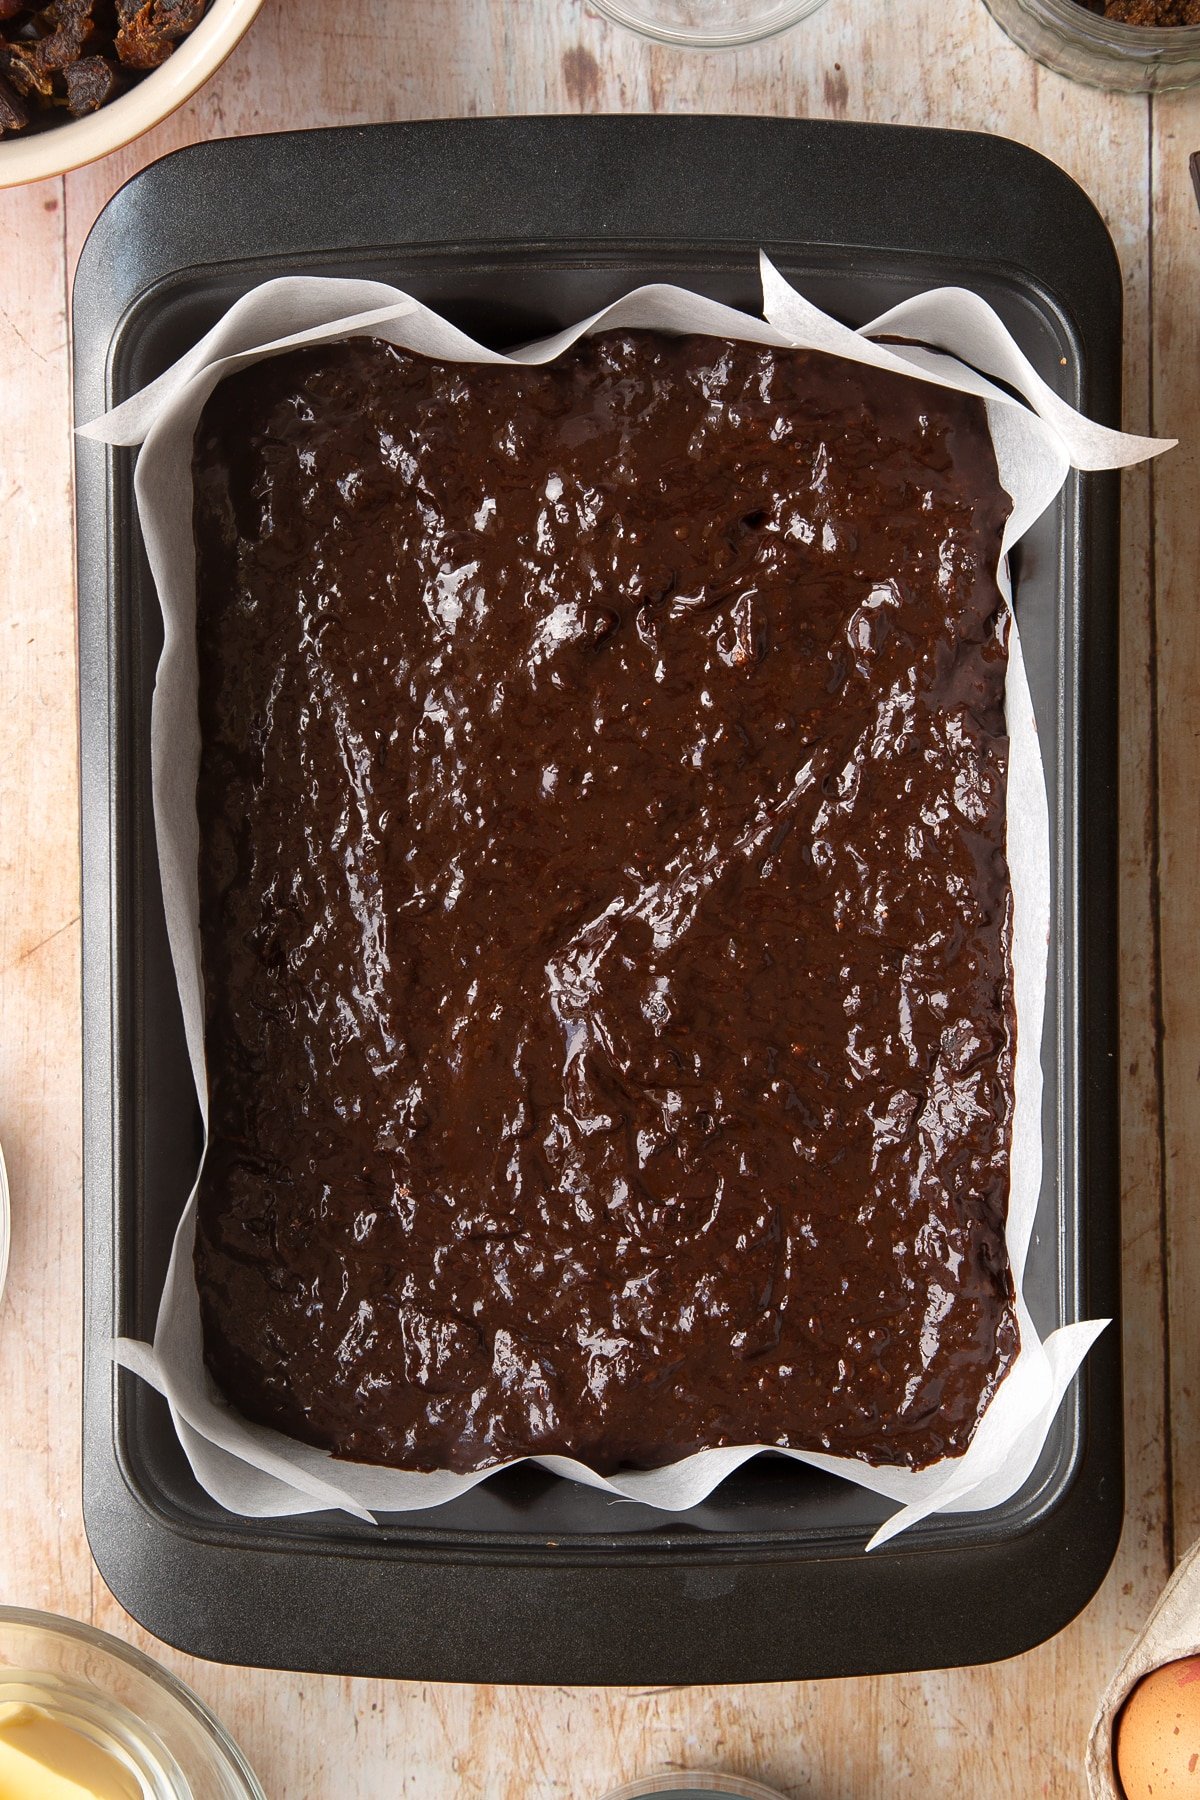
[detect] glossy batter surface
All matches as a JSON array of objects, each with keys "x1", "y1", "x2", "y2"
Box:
[{"x1": 192, "y1": 332, "x2": 1018, "y2": 1474}]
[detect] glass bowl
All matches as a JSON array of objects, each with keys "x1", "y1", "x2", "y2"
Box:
[
  {"x1": 0, "y1": 1609, "x2": 264, "y2": 1800},
  {"x1": 589, "y1": 0, "x2": 831, "y2": 48},
  {"x1": 983, "y1": 0, "x2": 1200, "y2": 90}
]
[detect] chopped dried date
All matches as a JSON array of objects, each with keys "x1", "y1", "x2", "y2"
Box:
[
  {"x1": 64, "y1": 47, "x2": 116, "y2": 109},
  {"x1": 0, "y1": 0, "x2": 96, "y2": 99},
  {"x1": 28, "y1": 1, "x2": 98, "y2": 72},
  {"x1": 40, "y1": 0, "x2": 99, "y2": 24},
  {"x1": 114, "y1": 0, "x2": 204, "y2": 68},
  {"x1": 0, "y1": 66, "x2": 28, "y2": 127},
  {"x1": 148, "y1": 0, "x2": 203, "y2": 23},
  {"x1": 0, "y1": 41, "x2": 55, "y2": 96},
  {"x1": 0, "y1": 0, "x2": 25, "y2": 18}
]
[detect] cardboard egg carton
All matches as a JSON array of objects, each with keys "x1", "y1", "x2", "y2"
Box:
[{"x1": 1089, "y1": 1540, "x2": 1200, "y2": 1796}]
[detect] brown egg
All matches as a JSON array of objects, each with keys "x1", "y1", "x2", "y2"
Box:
[{"x1": 1116, "y1": 1656, "x2": 1200, "y2": 1799}]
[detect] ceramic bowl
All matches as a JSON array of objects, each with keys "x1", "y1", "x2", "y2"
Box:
[{"x1": 0, "y1": 0, "x2": 264, "y2": 189}]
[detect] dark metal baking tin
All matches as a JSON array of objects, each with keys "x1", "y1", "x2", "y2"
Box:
[{"x1": 74, "y1": 116, "x2": 1123, "y2": 1684}]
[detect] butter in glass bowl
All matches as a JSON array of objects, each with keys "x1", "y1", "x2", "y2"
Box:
[{"x1": 0, "y1": 1610, "x2": 263, "y2": 1800}]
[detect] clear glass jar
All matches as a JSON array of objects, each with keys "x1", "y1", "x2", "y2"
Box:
[
  {"x1": 983, "y1": 0, "x2": 1200, "y2": 91},
  {"x1": 0, "y1": 1609, "x2": 264, "y2": 1800},
  {"x1": 589, "y1": 0, "x2": 831, "y2": 48}
]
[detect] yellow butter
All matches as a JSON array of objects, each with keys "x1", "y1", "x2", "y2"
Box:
[{"x1": 0, "y1": 1703, "x2": 141, "y2": 1800}]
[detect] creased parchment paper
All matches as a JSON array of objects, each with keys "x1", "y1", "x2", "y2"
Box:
[
  {"x1": 1088, "y1": 1541, "x2": 1200, "y2": 1796},
  {"x1": 81, "y1": 256, "x2": 1170, "y2": 1547}
]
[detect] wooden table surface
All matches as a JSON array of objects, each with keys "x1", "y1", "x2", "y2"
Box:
[{"x1": 0, "y1": 1, "x2": 1195, "y2": 1793}]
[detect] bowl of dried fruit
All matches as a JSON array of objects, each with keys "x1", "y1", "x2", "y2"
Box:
[
  {"x1": 983, "y1": 0, "x2": 1200, "y2": 89},
  {"x1": 0, "y1": 0, "x2": 264, "y2": 188}
]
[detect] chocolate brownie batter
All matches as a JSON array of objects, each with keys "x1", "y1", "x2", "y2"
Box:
[{"x1": 192, "y1": 331, "x2": 1018, "y2": 1475}]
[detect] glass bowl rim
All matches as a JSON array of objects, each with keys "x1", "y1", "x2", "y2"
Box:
[
  {"x1": 589, "y1": 0, "x2": 831, "y2": 48},
  {"x1": 0, "y1": 1607, "x2": 266, "y2": 1800}
]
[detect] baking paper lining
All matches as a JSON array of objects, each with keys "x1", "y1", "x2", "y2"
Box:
[{"x1": 81, "y1": 257, "x2": 1169, "y2": 1547}]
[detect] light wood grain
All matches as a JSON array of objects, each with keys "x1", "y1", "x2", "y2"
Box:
[
  {"x1": 1148, "y1": 98, "x2": 1200, "y2": 1559},
  {"x1": 0, "y1": 0, "x2": 1186, "y2": 1792},
  {"x1": 0, "y1": 175, "x2": 89, "y2": 1619}
]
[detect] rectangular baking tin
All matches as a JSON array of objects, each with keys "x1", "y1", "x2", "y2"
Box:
[{"x1": 75, "y1": 116, "x2": 1123, "y2": 1683}]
